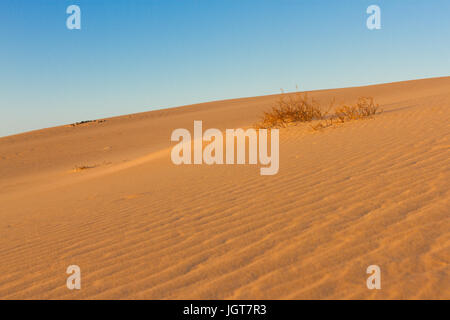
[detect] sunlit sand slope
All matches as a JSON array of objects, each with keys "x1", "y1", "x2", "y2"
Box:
[{"x1": 0, "y1": 77, "x2": 449, "y2": 299}]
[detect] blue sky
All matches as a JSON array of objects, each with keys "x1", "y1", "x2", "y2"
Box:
[{"x1": 1, "y1": 0, "x2": 449, "y2": 137}]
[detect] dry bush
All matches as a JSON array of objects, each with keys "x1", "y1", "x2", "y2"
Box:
[
  {"x1": 256, "y1": 92, "x2": 333, "y2": 128},
  {"x1": 73, "y1": 165, "x2": 96, "y2": 172},
  {"x1": 257, "y1": 94, "x2": 381, "y2": 130},
  {"x1": 334, "y1": 97, "x2": 380, "y2": 123},
  {"x1": 71, "y1": 119, "x2": 106, "y2": 127}
]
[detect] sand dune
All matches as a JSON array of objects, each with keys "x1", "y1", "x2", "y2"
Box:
[{"x1": 0, "y1": 77, "x2": 449, "y2": 299}]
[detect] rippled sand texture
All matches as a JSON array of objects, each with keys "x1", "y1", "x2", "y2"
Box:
[{"x1": 0, "y1": 77, "x2": 449, "y2": 299}]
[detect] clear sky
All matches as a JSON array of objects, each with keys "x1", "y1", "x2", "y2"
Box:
[{"x1": 1, "y1": 0, "x2": 449, "y2": 137}]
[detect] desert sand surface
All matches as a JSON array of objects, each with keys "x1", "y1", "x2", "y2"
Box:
[{"x1": 0, "y1": 77, "x2": 449, "y2": 299}]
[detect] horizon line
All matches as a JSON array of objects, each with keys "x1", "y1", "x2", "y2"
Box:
[{"x1": 2, "y1": 75, "x2": 448, "y2": 139}]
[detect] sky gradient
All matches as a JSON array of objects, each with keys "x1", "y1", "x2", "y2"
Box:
[{"x1": 1, "y1": 0, "x2": 450, "y2": 137}]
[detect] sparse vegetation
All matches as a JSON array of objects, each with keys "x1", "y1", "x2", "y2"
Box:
[
  {"x1": 73, "y1": 165, "x2": 96, "y2": 172},
  {"x1": 334, "y1": 97, "x2": 380, "y2": 123},
  {"x1": 255, "y1": 92, "x2": 381, "y2": 130},
  {"x1": 71, "y1": 119, "x2": 106, "y2": 127},
  {"x1": 256, "y1": 92, "x2": 332, "y2": 129}
]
